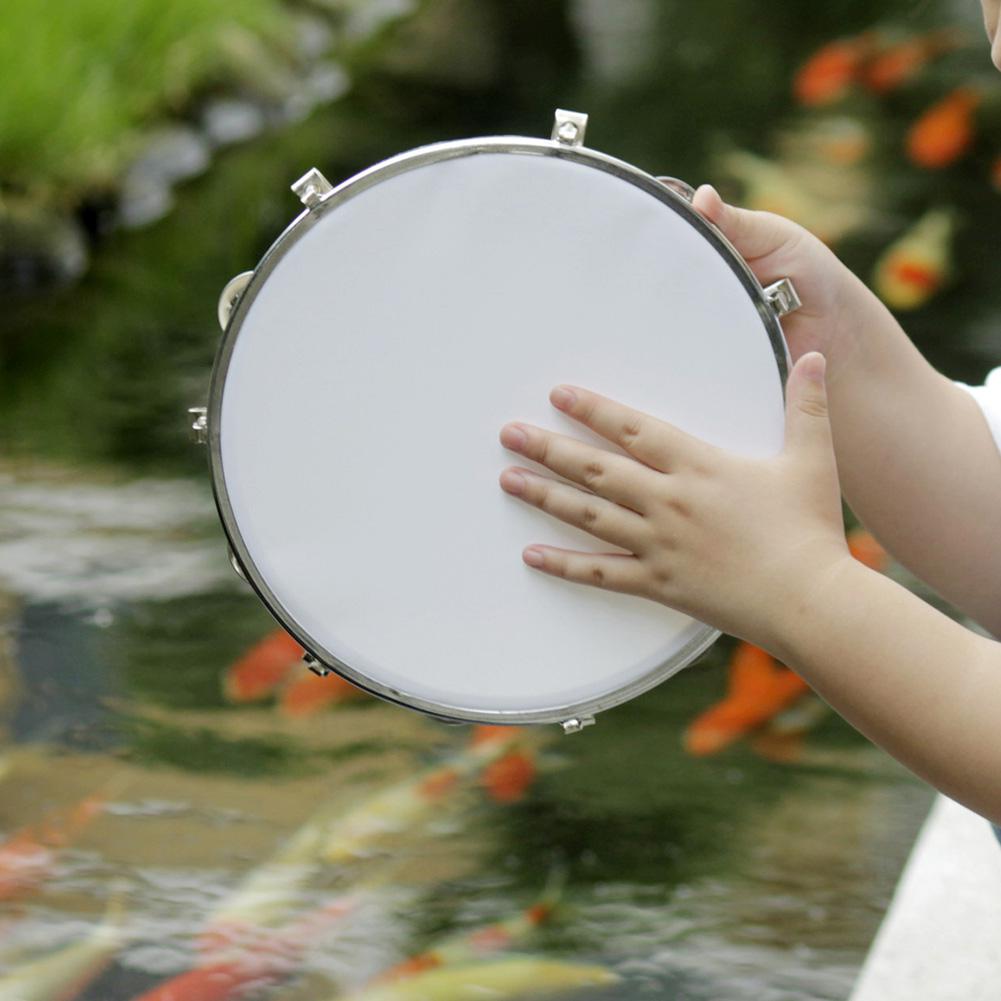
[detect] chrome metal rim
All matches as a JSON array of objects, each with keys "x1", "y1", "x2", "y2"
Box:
[{"x1": 206, "y1": 135, "x2": 791, "y2": 726}]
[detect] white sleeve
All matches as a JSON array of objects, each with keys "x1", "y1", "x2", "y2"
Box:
[{"x1": 953, "y1": 366, "x2": 1001, "y2": 457}]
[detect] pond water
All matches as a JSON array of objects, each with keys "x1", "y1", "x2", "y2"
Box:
[{"x1": 5, "y1": 0, "x2": 997, "y2": 997}]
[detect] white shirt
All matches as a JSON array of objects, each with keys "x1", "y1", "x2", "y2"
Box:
[{"x1": 954, "y1": 367, "x2": 1001, "y2": 456}]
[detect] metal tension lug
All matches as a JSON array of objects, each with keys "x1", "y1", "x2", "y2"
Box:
[
  {"x1": 217, "y1": 271, "x2": 253, "y2": 331},
  {"x1": 291, "y1": 167, "x2": 333, "y2": 209},
  {"x1": 187, "y1": 406, "x2": 208, "y2": 444},
  {"x1": 656, "y1": 176, "x2": 695, "y2": 202},
  {"x1": 763, "y1": 278, "x2": 802, "y2": 318},
  {"x1": 227, "y1": 547, "x2": 247, "y2": 581},
  {"x1": 425, "y1": 713, "x2": 467, "y2": 726},
  {"x1": 561, "y1": 716, "x2": 595, "y2": 735},
  {"x1": 303, "y1": 652, "x2": 331, "y2": 678},
  {"x1": 551, "y1": 109, "x2": 588, "y2": 147}
]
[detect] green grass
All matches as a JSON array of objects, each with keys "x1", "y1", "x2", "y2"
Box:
[{"x1": 0, "y1": 0, "x2": 295, "y2": 190}]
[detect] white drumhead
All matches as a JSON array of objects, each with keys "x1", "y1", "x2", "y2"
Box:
[{"x1": 215, "y1": 145, "x2": 788, "y2": 720}]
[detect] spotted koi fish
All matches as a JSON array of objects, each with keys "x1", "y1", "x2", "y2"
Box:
[{"x1": 873, "y1": 208, "x2": 954, "y2": 311}]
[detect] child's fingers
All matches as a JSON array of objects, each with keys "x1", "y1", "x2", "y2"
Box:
[
  {"x1": 499, "y1": 420, "x2": 659, "y2": 511},
  {"x1": 499, "y1": 466, "x2": 648, "y2": 552},
  {"x1": 692, "y1": 184, "x2": 794, "y2": 263},
  {"x1": 547, "y1": 384, "x2": 710, "y2": 474},
  {"x1": 521, "y1": 546, "x2": 647, "y2": 596}
]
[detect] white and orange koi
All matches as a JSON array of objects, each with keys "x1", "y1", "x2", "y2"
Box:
[
  {"x1": 775, "y1": 116, "x2": 872, "y2": 168},
  {"x1": 334, "y1": 957, "x2": 619, "y2": 1001},
  {"x1": 375, "y1": 875, "x2": 564, "y2": 983},
  {"x1": 873, "y1": 209, "x2": 954, "y2": 311},
  {"x1": 200, "y1": 810, "x2": 366, "y2": 946},
  {"x1": 0, "y1": 895, "x2": 126, "y2": 1001},
  {"x1": 717, "y1": 150, "x2": 871, "y2": 245},
  {"x1": 319, "y1": 727, "x2": 532, "y2": 864},
  {"x1": 204, "y1": 728, "x2": 536, "y2": 936}
]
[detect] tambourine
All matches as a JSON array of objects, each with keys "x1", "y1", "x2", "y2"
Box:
[{"x1": 192, "y1": 109, "x2": 799, "y2": 732}]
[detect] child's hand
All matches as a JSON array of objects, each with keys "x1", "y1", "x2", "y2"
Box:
[
  {"x1": 498, "y1": 352, "x2": 851, "y2": 653},
  {"x1": 691, "y1": 185, "x2": 873, "y2": 379}
]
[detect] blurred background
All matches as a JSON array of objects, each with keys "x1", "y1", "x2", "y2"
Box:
[{"x1": 1, "y1": 0, "x2": 998, "y2": 998}]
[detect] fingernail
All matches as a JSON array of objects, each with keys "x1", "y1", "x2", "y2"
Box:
[
  {"x1": 551, "y1": 386, "x2": 576, "y2": 410},
  {"x1": 803, "y1": 352, "x2": 826, "y2": 384},
  {"x1": 500, "y1": 424, "x2": 528, "y2": 450},
  {"x1": 500, "y1": 470, "x2": 526, "y2": 495},
  {"x1": 696, "y1": 184, "x2": 723, "y2": 215},
  {"x1": 524, "y1": 547, "x2": 545, "y2": 567}
]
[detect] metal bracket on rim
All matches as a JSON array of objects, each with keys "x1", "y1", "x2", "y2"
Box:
[
  {"x1": 561, "y1": 716, "x2": 596, "y2": 734},
  {"x1": 763, "y1": 278, "x2": 802, "y2": 318},
  {"x1": 188, "y1": 406, "x2": 208, "y2": 444},
  {"x1": 291, "y1": 167, "x2": 334, "y2": 209},
  {"x1": 551, "y1": 109, "x2": 588, "y2": 147},
  {"x1": 303, "y1": 652, "x2": 332, "y2": 677},
  {"x1": 217, "y1": 271, "x2": 253, "y2": 331},
  {"x1": 656, "y1": 176, "x2": 696, "y2": 202}
]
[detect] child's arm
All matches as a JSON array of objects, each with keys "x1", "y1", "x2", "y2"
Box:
[
  {"x1": 498, "y1": 357, "x2": 1001, "y2": 823},
  {"x1": 692, "y1": 187, "x2": 1001, "y2": 639},
  {"x1": 775, "y1": 551, "x2": 1001, "y2": 824}
]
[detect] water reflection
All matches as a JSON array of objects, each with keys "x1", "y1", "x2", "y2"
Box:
[{"x1": 0, "y1": 458, "x2": 929, "y2": 996}]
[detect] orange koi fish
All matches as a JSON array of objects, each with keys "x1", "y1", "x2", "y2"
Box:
[
  {"x1": 277, "y1": 669, "x2": 367, "y2": 717},
  {"x1": 0, "y1": 793, "x2": 105, "y2": 901},
  {"x1": 129, "y1": 956, "x2": 283, "y2": 1001},
  {"x1": 479, "y1": 750, "x2": 537, "y2": 804},
  {"x1": 906, "y1": 87, "x2": 980, "y2": 168},
  {"x1": 872, "y1": 208, "x2": 953, "y2": 311},
  {"x1": 222, "y1": 629, "x2": 303, "y2": 703},
  {"x1": 132, "y1": 900, "x2": 348, "y2": 1001},
  {"x1": 861, "y1": 30, "x2": 962, "y2": 93},
  {"x1": 376, "y1": 878, "x2": 561, "y2": 984},
  {"x1": 846, "y1": 527, "x2": 889, "y2": 572},
  {"x1": 683, "y1": 643, "x2": 808, "y2": 757},
  {"x1": 793, "y1": 35, "x2": 873, "y2": 106}
]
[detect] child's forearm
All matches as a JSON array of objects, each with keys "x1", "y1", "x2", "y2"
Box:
[
  {"x1": 825, "y1": 272, "x2": 1001, "y2": 636},
  {"x1": 767, "y1": 553, "x2": 1001, "y2": 823}
]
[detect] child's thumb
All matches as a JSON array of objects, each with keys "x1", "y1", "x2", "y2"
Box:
[
  {"x1": 783, "y1": 352, "x2": 833, "y2": 457},
  {"x1": 692, "y1": 184, "x2": 790, "y2": 261}
]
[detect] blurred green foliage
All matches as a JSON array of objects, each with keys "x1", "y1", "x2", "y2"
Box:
[{"x1": 0, "y1": 0, "x2": 293, "y2": 189}]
